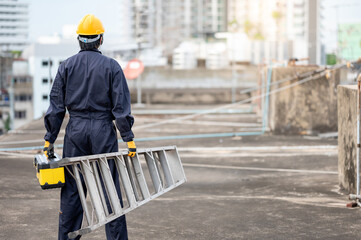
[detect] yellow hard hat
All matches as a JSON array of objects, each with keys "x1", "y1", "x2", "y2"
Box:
[{"x1": 76, "y1": 14, "x2": 104, "y2": 35}]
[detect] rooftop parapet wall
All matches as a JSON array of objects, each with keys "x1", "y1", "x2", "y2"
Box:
[
  {"x1": 268, "y1": 66, "x2": 341, "y2": 134},
  {"x1": 338, "y1": 85, "x2": 357, "y2": 193}
]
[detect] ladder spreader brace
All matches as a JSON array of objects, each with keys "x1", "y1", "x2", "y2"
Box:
[{"x1": 49, "y1": 146, "x2": 186, "y2": 239}]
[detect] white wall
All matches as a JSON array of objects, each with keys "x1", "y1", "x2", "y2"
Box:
[
  {"x1": 32, "y1": 56, "x2": 67, "y2": 119},
  {"x1": 24, "y1": 42, "x2": 78, "y2": 119}
]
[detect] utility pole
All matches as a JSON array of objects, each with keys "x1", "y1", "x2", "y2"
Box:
[
  {"x1": 9, "y1": 76, "x2": 14, "y2": 130},
  {"x1": 134, "y1": 0, "x2": 145, "y2": 107},
  {"x1": 48, "y1": 58, "x2": 52, "y2": 93}
]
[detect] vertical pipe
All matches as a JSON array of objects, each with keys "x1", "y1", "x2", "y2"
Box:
[
  {"x1": 231, "y1": 32, "x2": 236, "y2": 103},
  {"x1": 357, "y1": 76, "x2": 361, "y2": 197},
  {"x1": 262, "y1": 65, "x2": 272, "y2": 133},
  {"x1": 9, "y1": 77, "x2": 14, "y2": 130},
  {"x1": 136, "y1": 74, "x2": 142, "y2": 105}
]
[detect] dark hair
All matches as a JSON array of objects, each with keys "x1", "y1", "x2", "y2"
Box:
[{"x1": 78, "y1": 34, "x2": 103, "y2": 50}]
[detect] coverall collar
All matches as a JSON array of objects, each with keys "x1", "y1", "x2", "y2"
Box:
[{"x1": 79, "y1": 48, "x2": 102, "y2": 54}]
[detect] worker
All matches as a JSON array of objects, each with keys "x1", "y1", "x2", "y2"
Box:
[{"x1": 43, "y1": 14, "x2": 135, "y2": 240}]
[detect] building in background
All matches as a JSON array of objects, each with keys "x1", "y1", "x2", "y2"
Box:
[
  {"x1": 128, "y1": 0, "x2": 228, "y2": 59},
  {"x1": 226, "y1": 0, "x2": 322, "y2": 65},
  {"x1": 189, "y1": 0, "x2": 228, "y2": 38},
  {"x1": 12, "y1": 59, "x2": 32, "y2": 129},
  {"x1": 22, "y1": 41, "x2": 78, "y2": 119},
  {"x1": 286, "y1": 0, "x2": 322, "y2": 64},
  {"x1": 338, "y1": 22, "x2": 361, "y2": 61},
  {"x1": 0, "y1": 0, "x2": 29, "y2": 52}
]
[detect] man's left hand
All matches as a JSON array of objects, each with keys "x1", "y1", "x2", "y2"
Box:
[{"x1": 43, "y1": 141, "x2": 55, "y2": 159}]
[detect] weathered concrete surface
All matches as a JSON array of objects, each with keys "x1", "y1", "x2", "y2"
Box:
[
  {"x1": 338, "y1": 85, "x2": 357, "y2": 193},
  {"x1": 133, "y1": 88, "x2": 251, "y2": 105},
  {"x1": 0, "y1": 104, "x2": 357, "y2": 240},
  {"x1": 128, "y1": 66, "x2": 258, "y2": 104},
  {"x1": 269, "y1": 66, "x2": 340, "y2": 134}
]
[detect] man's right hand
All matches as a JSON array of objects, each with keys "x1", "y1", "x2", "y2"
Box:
[
  {"x1": 43, "y1": 141, "x2": 55, "y2": 159},
  {"x1": 127, "y1": 141, "x2": 136, "y2": 158}
]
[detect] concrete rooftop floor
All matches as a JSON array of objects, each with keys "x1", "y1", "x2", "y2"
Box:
[{"x1": 0, "y1": 104, "x2": 357, "y2": 240}]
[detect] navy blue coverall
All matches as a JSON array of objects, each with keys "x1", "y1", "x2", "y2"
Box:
[{"x1": 44, "y1": 48, "x2": 134, "y2": 240}]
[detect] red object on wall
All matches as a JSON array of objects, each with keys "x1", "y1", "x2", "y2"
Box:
[{"x1": 123, "y1": 59, "x2": 144, "y2": 80}]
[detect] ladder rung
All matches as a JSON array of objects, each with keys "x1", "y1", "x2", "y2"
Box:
[
  {"x1": 81, "y1": 160, "x2": 106, "y2": 223},
  {"x1": 99, "y1": 157, "x2": 122, "y2": 215},
  {"x1": 131, "y1": 153, "x2": 151, "y2": 199},
  {"x1": 115, "y1": 155, "x2": 137, "y2": 207},
  {"x1": 145, "y1": 151, "x2": 163, "y2": 193},
  {"x1": 156, "y1": 150, "x2": 175, "y2": 188}
]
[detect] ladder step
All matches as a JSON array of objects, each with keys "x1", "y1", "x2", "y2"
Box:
[{"x1": 144, "y1": 151, "x2": 163, "y2": 193}]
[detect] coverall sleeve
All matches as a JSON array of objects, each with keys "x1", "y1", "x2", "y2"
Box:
[
  {"x1": 44, "y1": 64, "x2": 66, "y2": 144},
  {"x1": 111, "y1": 60, "x2": 135, "y2": 142}
]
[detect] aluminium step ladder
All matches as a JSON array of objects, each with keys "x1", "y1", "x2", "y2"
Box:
[{"x1": 46, "y1": 146, "x2": 186, "y2": 239}]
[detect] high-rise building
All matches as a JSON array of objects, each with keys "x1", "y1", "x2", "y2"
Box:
[
  {"x1": 227, "y1": 0, "x2": 322, "y2": 64},
  {"x1": 286, "y1": 0, "x2": 322, "y2": 64},
  {"x1": 0, "y1": 0, "x2": 29, "y2": 52},
  {"x1": 130, "y1": 0, "x2": 228, "y2": 56},
  {"x1": 189, "y1": 0, "x2": 228, "y2": 38}
]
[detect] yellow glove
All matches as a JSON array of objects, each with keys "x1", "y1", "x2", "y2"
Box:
[
  {"x1": 43, "y1": 141, "x2": 55, "y2": 159},
  {"x1": 127, "y1": 141, "x2": 136, "y2": 158}
]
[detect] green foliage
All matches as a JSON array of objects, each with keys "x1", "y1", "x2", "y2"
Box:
[
  {"x1": 243, "y1": 20, "x2": 264, "y2": 40},
  {"x1": 228, "y1": 19, "x2": 240, "y2": 33},
  {"x1": 272, "y1": 11, "x2": 282, "y2": 20},
  {"x1": 4, "y1": 114, "x2": 10, "y2": 131},
  {"x1": 10, "y1": 50, "x2": 22, "y2": 58},
  {"x1": 326, "y1": 54, "x2": 337, "y2": 65},
  {"x1": 254, "y1": 32, "x2": 265, "y2": 40},
  {"x1": 244, "y1": 20, "x2": 253, "y2": 36}
]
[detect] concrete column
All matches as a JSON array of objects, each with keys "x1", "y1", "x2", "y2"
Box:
[
  {"x1": 268, "y1": 66, "x2": 340, "y2": 134},
  {"x1": 338, "y1": 85, "x2": 358, "y2": 193}
]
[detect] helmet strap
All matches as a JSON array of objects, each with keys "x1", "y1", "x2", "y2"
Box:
[{"x1": 78, "y1": 34, "x2": 101, "y2": 43}]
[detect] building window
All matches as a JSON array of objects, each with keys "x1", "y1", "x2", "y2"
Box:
[
  {"x1": 15, "y1": 110, "x2": 26, "y2": 119},
  {"x1": 42, "y1": 78, "x2": 48, "y2": 84},
  {"x1": 42, "y1": 95, "x2": 48, "y2": 100},
  {"x1": 15, "y1": 94, "x2": 32, "y2": 101},
  {"x1": 14, "y1": 77, "x2": 31, "y2": 84},
  {"x1": 42, "y1": 60, "x2": 53, "y2": 67}
]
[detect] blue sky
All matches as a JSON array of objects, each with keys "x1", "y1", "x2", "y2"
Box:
[
  {"x1": 28, "y1": 0, "x2": 361, "y2": 52},
  {"x1": 29, "y1": 0, "x2": 123, "y2": 40}
]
